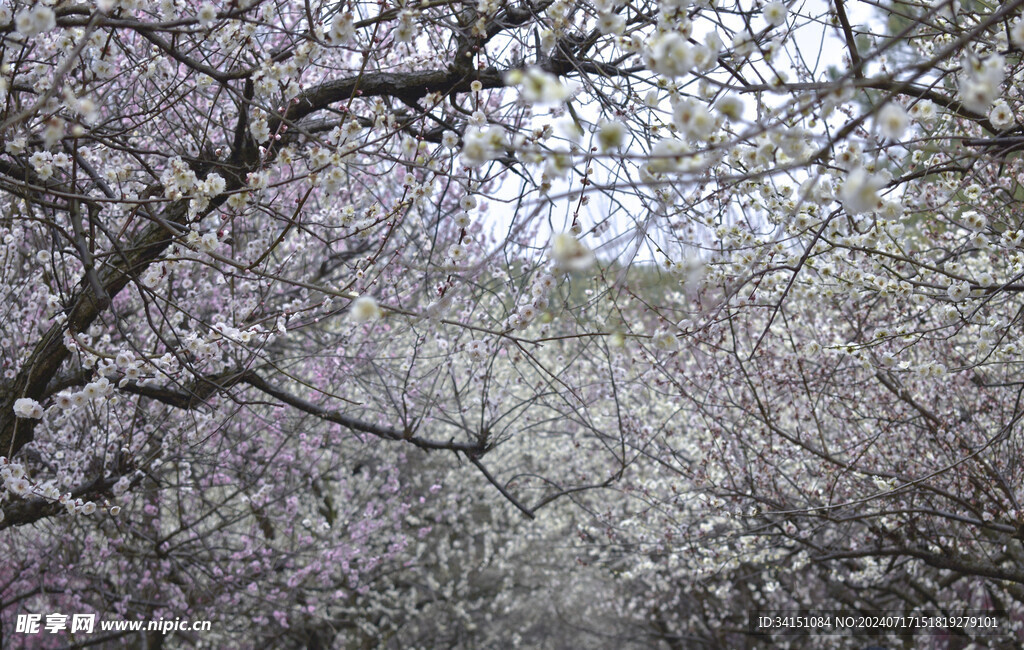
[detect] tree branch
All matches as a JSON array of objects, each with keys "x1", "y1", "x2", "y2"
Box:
[{"x1": 240, "y1": 373, "x2": 487, "y2": 454}]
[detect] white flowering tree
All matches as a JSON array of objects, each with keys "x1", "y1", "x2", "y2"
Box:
[{"x1": 4, "y1": 0, "x2": 1024, "y2": 646}]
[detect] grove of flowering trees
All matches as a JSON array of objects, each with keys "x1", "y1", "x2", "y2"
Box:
[{"x1": 5, "y1": 0, "x2": 1024, "y2": 647}]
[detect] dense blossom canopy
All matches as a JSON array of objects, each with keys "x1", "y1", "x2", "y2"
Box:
[{"x1": 3, "y1": 0, "x2": 1024, "y2": 647}]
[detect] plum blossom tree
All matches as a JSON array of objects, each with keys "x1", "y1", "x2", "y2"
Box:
[
  {"x1": 0, "y1": 0, "x2": 643, "y2": 644},
  {"x1": 5, "y1": 0, "x2": 1024, "y2": 647}
]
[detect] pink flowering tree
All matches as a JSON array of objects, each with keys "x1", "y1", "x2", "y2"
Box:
[
  {"x1": 0, "y1": 0, "x2": 640, "y2": 644},
  {"x1": 5, "y1": 0, "x2": 1024, "y2": 646}
]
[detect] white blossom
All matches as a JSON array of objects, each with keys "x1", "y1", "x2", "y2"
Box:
[
  {"x1": 328, "y1": 13, "x2": 355, "y2": 44},
  {"x1": 394, "y1": 10, "x2": 418, "y2": 43},
  {"x1": 1012, "y1": 19, "x2": 1024, "y2": 49},
  {"x1": 947, "y1": 281, "x2": 970, "y2": 301},
  {"x1": 646, "y1": 138, "x2": 691, "y2": 174},
  {"x1": 596, "y1": 120, "x2": 627, "y2": 151},
  {"x1": 349, "y1": 296, "x2": 382, "y2": 322},
  {"x1": 596, "y1": 11, "x2": 625, "y2": 35},
  {"x1": 715, "y1": 95, "x2": 745, "y2": 120},
  {"x1": 460, "y1": 126, "x2": 505, "y2": 167},
  {"x1": 908, "y1": 103, "x2": 935, "y2": 130},
  {"x1": 673, "y1": 98, "x2": 716, "y2": 140},
  {"x1": 652, "y1": 329, "x2": 678, "y2": 351},
  {"x1": 507, "y1": 68, "x2": 575, "y2": 105},
  {"x1": 15, "y1": 5, "x2": 55, "y2": 37},
  {"x1": 763, "y1": 1, "x2": 787, "y2": 27},
  {"x1": 876, "y1": 103, "x2": 909, "y2": 140},
  {"x1": 646, "y1": 32, "x2": 694, "y2": 77},
  {"x1": 550, "y1": 233, "x2": 594, "y2": 270},
  {"x1": 197, "y1": 3, "x2": 218, "y2": 26},
  {"x1": 6, "y1": 476, "x2": 31, "y2": 496},
  {"x1": 959, "y1": 55, "x2": 1004, "y2": 114},
  {"x1": 202, "y1": 173, "x2": 227, "y2": 196},
  {"x1": 988, "y1": 99, "x2": 1015, "y2": 129},
  {"x1": 839, "y1": 167, "x2": 885, "y2": 215},
  {"x1": 466, "y1": 340, "x2": 487, "y2": 361},
  {"x1": 13, "y1": 398, "x2": 43, "y2": 419}
]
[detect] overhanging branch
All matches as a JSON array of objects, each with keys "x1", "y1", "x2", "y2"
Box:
[{"x1": 240, "y1": 373, "x2": 487, "y2": 454}]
